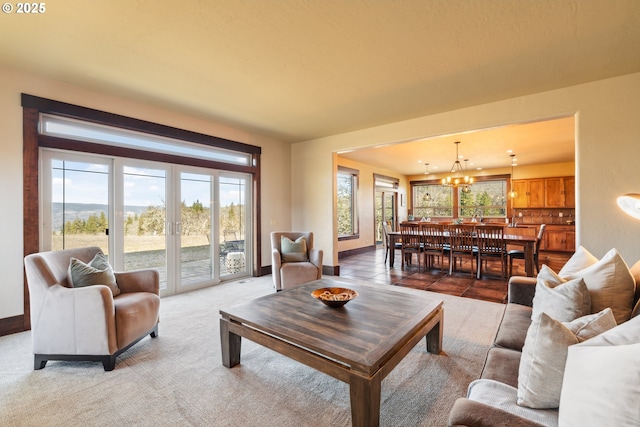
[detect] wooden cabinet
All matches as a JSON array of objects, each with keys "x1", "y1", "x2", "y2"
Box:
[
  {"x1": 543, "y1": 226, "x2": 575, "y2": 252},
  {"x1": 563, "y1": 176, "x2": 575, "y2": 208},
  {"x1": 512, "y1": 179, "x2": 545, "y2": 208},
  {"x1": 513, "y1": 176, "x2": 574, "y2": 208},
  {"x1": 545, "y1": 177, "x2": 575, "y2": 208}
]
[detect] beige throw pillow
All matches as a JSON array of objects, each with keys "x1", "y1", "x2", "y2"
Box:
[
  {"x1": 517, "y1": 308, "x2": 616, "y2": 409},
  {"x1": 559, "y1": 315, "x2": 640, "y2": 426},
  {"x1": 531, "y1": 265, "x2": 591, "y2": 322},
  {"x1": 561, "y1": 248, "x2": 635, "y2": 324},
  {"x1": 68, "y1": 251, "x2": 120, "y2": 296},
  {"x1": 280, "y1": 236, "x2": 308, "y2": 262},
  {"x1": 558, "y1": 245, "x2": 599, "y2": 277}
]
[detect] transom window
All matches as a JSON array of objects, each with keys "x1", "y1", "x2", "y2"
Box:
[{"x1": 40, "y1": 114, "x2": 251, "y2": 166}]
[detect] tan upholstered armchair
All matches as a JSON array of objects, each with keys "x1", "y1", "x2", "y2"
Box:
[
  {"x1": 271, "y1": 231, "x2": 323, "y2": 291},
  {"x1": 24, "y1": 247, "x2": 160, "y2": 371}
]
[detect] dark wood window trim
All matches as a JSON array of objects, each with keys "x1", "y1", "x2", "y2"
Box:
[{"x1": 10, "y1": 94, "x2": 263, "y2": 337}]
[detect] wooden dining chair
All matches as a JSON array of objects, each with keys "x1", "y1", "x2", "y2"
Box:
[
  {"x1": 382, "y1": 221, "x2": 402, "y2": 265},
  {"x1": 447, "y1": 224, "x2": 477, "y2": 277},
  {"x1": 508, "y1": 224, "x2": 546, "y2": 277},
  {"x1": 420, "y1": 222, "x2": 447, "y2": 272},
  {"x1": 476, "y1": 224, "x2": 507, "y2": 279},
  {"x1": 399, "y1": 222, "x2": 424, "y2": 272}
]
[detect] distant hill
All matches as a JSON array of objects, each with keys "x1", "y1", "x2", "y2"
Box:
[{"x1": 52, "y1": 203, "x2": 151, "y2": 231}]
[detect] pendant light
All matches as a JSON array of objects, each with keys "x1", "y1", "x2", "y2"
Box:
[
  {"x1": 442, "y1": 141, "x2": 473, "y2": 189},
  {"x1": 508, "y1": 154, "x2": 518, "y2": 199}
]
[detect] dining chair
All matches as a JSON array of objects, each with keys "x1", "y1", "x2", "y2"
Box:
[
  {"x1": 420, "y1": 222, "x2": 447, "y2": 272},
  {"x1": 476, "y1": 224, "x2": 507, "y2": 279},
  {"x1": 447, "y1": 224, "x2": 477, "y2": 277},
  {"x1": 399, "y1": 222, "x2": 424, "y2": 272},
  {"x1": 382, "y1": 221, "x2": 402, "y2": 265},
  {"x1": 508, "y1": 224, "x2": 546, "y2": 277}
]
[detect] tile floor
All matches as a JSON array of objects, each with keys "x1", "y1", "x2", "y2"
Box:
[{"x1": 337, "y1": 248, "x2": 530, "y2": 304}]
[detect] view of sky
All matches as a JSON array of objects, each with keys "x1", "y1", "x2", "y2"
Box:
[{"x1": 51, "y1": 160, "x2": 246, "y2": 208}]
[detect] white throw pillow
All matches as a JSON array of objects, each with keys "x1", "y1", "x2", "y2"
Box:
[
  {"x1": 561, "y1": 248, "x2": 635, "y2": 324},
  {"x1": 517, "y1": 308, "x2": 616, "y2": 409},
  {"x1": 558, "y1": 245, "x2": 599, "y2": 277},
  {"x1": 559, "y1": 316, "x2": 640, "y2": 427},
  {"x1": 531, "y1": 265, "x2": 591, "y2": 322}
]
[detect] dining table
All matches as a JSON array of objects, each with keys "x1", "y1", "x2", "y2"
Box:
[{"x1": 387, "y1": 227, "x2": 538, "y2": 277}]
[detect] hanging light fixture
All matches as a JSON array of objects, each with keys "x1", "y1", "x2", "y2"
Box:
[
  {"x1": 442, "y1": 141, "x2": 474, "y2": 190},
  {"x1": 423, "y1": 163, "x2": 432, "y2": 201},
  {"x1": 508, "y1": 154, "x2": 518, "y2": 199}
]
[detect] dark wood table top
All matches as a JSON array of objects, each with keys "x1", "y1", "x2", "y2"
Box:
[{"x1": 220, "y1": 278, "x2": 443, "y2": 374}]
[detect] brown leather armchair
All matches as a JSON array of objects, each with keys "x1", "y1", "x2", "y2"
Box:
[
  {"x1": 271, "y1": 231, "x2": 323, "y2": 291},
  {"x1": 24, "y1": 247, "x2": 160, "y2": 371}
]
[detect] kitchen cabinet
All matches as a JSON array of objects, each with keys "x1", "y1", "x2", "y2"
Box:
[
  {"x1": 545, "y1": 177, "x2": 575, "y2": 208},
  {"x1": 543, "y1": 226, "x2": 575, "y2": 252},
  {"x1": 512, "y1": 176, "x2": 575, "y2": 208},
  {"x1": 512, "y1": 179, "x2": 545, "y2": 208}
]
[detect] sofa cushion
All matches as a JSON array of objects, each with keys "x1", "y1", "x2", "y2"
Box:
[
  {"x1": 494, "y1": 303, "x2": 532, "y2": 351},
  {"x1": 561, "y1": 248, "x2": 636, "y2": 324},
  {"x1": 68, "y1": 251, "x2": 120, "y2": 296},
  {"x1": 558, "y1": 245, "x2": 598, "y2": 277},
  {"x1": 531, "y1": 266, "x2": 591, "y2": 322},
  {"x1": 280, "y1": 236, "x2": 309, "y2": 262},
  {"x1": 467, "y1": 380, "x2": 558, "y2": 427},
  {"x1": 558, "y1": 315, "x2": 640, "y2": 427},
  {"x1": 481, "y1": 347, "x2": 522, "y2": 389},
  {"x1": 517, "y1": 308, "x2": 616, "y2": 409}
]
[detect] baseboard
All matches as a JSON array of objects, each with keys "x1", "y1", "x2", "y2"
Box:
[
  {"x1": 338, "y1": 245, "x2": 376, "y2": 260},
  {"x1": 260, "y1": 264, "x2": 340, "y2": 277},
  {"x1": 0, "y1": 315, "x2": 26, "y2": 337}
]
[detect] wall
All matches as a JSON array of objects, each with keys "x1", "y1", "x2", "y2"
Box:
[
  {"x1": 336, "y1": 157, "x2": 408, "y2": 254},
  {"x1": 292, "y1": 73, "x2": 640, "y2": 267},
  {"x1": 0, "y1": 66, "x2": 292, "y2": 320}
]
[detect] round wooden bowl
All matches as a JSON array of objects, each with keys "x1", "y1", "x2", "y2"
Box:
[{"x1": 311, "y1": 287, "x2": 358, "y2": 308}]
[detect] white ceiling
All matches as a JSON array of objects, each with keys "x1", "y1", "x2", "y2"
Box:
[{"x1": 1, "y1": 0, "x2": 639, "y2": 173}]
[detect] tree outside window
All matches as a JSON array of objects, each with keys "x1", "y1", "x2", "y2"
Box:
[
  {"x1": 337, "y1": 167, "x2": 359, "y2": 238},
  {"x1": 413, "y1": 184, "x2": 453, "y2": 218},
  {"x1": 459, "y1": 180, "x2": 507, "y2": 219}
]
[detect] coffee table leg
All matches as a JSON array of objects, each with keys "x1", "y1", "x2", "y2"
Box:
[
  {"x1": 220, "y1": 318, "x2": 241, "y2": 368},
  {"x1": 425, "y1": 309, "x2": 443, "y2": 354},
  {"x1": 349, "y1": 374, "x2": 381, "y2": 427}
]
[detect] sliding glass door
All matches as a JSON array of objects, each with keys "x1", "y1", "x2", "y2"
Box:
[{"x1": 41, "y1": 150, "x2": 251, "y2": 296}]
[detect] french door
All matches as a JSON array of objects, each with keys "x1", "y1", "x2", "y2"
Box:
[
  {"x1": 375, "y1": 190, "x2": 396, "y2": 245},
  {"x1": 41, "y1": 150, "x2": 252, "y2": 296}
]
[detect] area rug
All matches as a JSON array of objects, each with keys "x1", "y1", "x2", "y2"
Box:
[{"x1": 0, "y1": 276, "x2": 505, "y2": 426}]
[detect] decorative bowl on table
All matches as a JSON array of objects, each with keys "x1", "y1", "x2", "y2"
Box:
[{"x1": 311, "y1": 287, "x2": 358, "y2": 308}]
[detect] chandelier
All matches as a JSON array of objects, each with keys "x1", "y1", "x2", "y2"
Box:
[
  {"x1": 508, "y1": 154, "x2": 518, "y2": 199},
  {"x1": 442, "y1": 141, "x2": 473, "y2": 193}
]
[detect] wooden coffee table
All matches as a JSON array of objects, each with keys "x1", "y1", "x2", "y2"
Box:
[{"x1": 220, "y1": 278, "x2": 444, "y2": 427}]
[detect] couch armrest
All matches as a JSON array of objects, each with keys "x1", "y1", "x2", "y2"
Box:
[
  {"x1": 309, "y1": 248, "x2": 323, "y2": 270},
  {"x1": 448, "y1": 398, "x2": 546, "y2": 427},
  {"x1": 272, "y1": 248, "x2": 283, "y2": 290},
  {"x1": 115, "y1": 269, "x2": 159, "y2": 295},
  {"x1": 31, "y1": 284, "x2": 117, "y2": 355},
  {"x1": 507, "y1": 276, "x2": 537, "y2": 306}
]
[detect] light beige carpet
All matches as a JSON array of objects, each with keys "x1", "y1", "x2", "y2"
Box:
[{"x1": 0, "y1": 276, "x2": 505, "y2": 427}]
